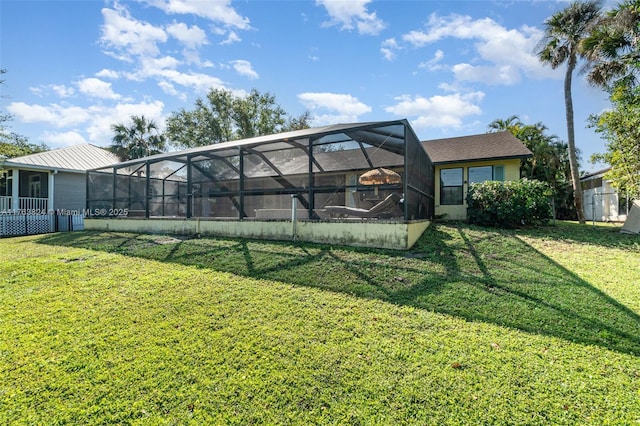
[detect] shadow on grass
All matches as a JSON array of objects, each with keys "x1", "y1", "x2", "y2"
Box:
[
  {"x1": 516, "y1": 220, "x2": 640, "y2": 250},
  {"x1": 35, "y1": 223, "x2": 640, "y2": 356}
]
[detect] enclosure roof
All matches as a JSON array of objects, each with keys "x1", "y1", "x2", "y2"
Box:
[
  {"x1": 0, "y1": 143, "x2": 119, "y2": 173},
  {"x1": 421, "y1": 131, "x2": 532, "y2": 165},
  {"x1": 102, "y1": 119, "x2": 413, "y2": 169}
]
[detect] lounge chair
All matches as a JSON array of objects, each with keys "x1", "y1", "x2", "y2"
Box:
[{"x1": 323, "y1": 192, "x2": 403, "y2": 218}]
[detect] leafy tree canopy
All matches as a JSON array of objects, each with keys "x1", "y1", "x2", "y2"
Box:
[
  {"x1": 589, "y1": 86, "x2": 640, "y2": 198},
  {"x1": 582, "y1": 0, "x2": 640, "y2": 91},
  {"x1": 109, "y1": 115, "x2": 166, "y2": 161},
  {"x1": 488, "y1": 116, "x2": 577, "y2": 219},
  {"x1": 166, "y1": 88, "x2": 311, "y2": 149}
]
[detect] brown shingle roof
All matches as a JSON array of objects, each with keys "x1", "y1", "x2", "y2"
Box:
[{"x1": 421, "y1": 131, "x2": 532, "y2": 165}]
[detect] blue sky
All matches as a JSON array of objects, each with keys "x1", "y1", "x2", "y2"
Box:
[{"x1": 1, "y1": 0, "x2": 613, "y2": 171}]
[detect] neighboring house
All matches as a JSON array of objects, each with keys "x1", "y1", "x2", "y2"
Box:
[
  {"x1": 0, "y1": 144, "x2": 118, "y2": 213},
  {"x1": 580, "y1": 168, "x2": 629, "y2": 222},
  {"x1": 422, "y1": 132, "x2": 533, "y2": 221}
]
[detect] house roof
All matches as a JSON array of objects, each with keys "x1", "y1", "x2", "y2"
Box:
[
  {"x1": 580, "y1": 167, "x2": 611, "y2": 181},
  {"x1": 421, "y1": 131, "x2": 532, "y2": 165},
  {"x1": 0, "y1": 143, "x2": 119, "y2": 173}
]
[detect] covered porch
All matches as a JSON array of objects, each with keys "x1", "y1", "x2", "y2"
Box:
[{"x1": 0, "y1": 169, "x2": 52, "y2": 213}]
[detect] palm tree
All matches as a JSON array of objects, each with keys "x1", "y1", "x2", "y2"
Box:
[
  {"x1": 582, "y1": 0, "x2": 640, "y2": 90},
  {"x1": 487, "y1": 115, "x2": 523, "y2": 134},
  {"x1": 110, "y1": 115, "x2": 166, "y2": 161},
  {"x1": 537, "y1": 0, "x2": 603, "y2": 224}
]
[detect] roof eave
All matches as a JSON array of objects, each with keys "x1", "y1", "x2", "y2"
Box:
[
  {"x1": 433, "y1": 154, "x2": 532, "y2": 166},
  {"x1": 0, "y1": 161, "x2": 87, "y2": 174}
]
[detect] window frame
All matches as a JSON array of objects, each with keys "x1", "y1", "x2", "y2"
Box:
[
  {"x1": 468, "y1": 165, "x2": 504, "y2": 184},
  {"x1": 440, "y1": 167, "x2": 464, "y2": 205}
]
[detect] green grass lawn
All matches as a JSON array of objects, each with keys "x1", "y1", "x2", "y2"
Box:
[{"x1": 1, "y1": 222, "x2": 639, "y2": 424}]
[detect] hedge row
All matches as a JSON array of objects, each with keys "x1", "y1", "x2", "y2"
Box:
[{"x1": 466, "y1": 179, "x2": 553, "y2": 228}]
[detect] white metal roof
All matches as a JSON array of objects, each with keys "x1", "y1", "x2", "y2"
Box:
[{"x1": 0, "y1": 143, "x2": 119, "y2": 173}]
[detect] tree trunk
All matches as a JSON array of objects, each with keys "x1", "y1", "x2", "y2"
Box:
[{"x1": 564, "y1": 55, "x2": 586, "y2": 224}]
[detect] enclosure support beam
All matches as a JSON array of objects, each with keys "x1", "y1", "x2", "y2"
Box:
[
  {"x1": 145, "y1": 162, "x2": 151, "y2": 218},
  {"x1": 357, "y1": 141, "x2": 375, "y2": 169},
  {"x1": 239, "y1": 148, "x2": 245, "y2": 220},
  {"x1": 308, "y1": 137, "x2": 315, "y2": 219},
  {"x1": 186, "y1": 157, "x2": 192, "y2": 218},
  {"x1": 403, "y1": 125, "x2": 408, "y2": 221},
  {"x1": 112, "y1": 168, "x2": 117, "y2": 217},
  {"x1": 190, "y1": 161, "x2": 246, "y2": 218}
]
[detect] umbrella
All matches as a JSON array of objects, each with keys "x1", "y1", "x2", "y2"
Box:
[{"x1": 358, "y1": 168, "x2": 401, "y2": 185}]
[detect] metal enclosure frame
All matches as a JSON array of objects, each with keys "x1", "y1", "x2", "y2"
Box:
[{"x1": 87, "y1": 120, "x2": 434, "y2": 222}]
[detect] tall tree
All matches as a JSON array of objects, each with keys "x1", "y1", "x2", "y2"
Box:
[
  {"x1": 489, "y1": 116, "x2": 576, "y2": 218},
  {"x1": 589, "y1": 86, "x2": 640, "y2": 199},
  {"x1": 487, "y1": 115, "x2": 522, "y2": 134},
  {"x1": 537, "y1": 0, "x2": 603, "y2": 224},
  {"x1": 583, "y1": 1, "x2": 640, "y2": 198},
  {"x1": 109, "y1": 115, "x2": 166, "y2": 161},
  {"x1": 582, "y1": 0, "x2": 640, "y2": 90},
  {"x1": 0, "y1": 69, "x2": 48, "y2": 158},
  {"x1": 166, "y1": 88, "x2": 310, "y2": 149},
  {"x1": 283, "y1": 110, "x2": 312, "y2": 132},
  {"x1": 232, "y1": 89, "x2": 287, "y2": 139}
]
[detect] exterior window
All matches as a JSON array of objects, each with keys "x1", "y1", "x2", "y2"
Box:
[
  {"x1": 0, "y1": 172, "x2": 10, "y2": 197},
  {"x1": 468, "y1": 165, "x2": 504, "y2": 184},
  {"x1": 440, "y1": 168, "x2": 463, "y2": 205}
]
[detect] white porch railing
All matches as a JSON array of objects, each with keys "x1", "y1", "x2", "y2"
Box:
[
  {"x1": 0, "y1": 196, "x2": 11, "y2": 211},
  {"x1": 19, "y1": 197, "x2": 48, "y2": 212}
]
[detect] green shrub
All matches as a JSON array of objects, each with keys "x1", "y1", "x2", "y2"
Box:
[{"x1": 466, "y1": 178, "x2": 553, "y2": 227}]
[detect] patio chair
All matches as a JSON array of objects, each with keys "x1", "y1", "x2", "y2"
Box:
[{"x1": 323, "y1": 192, "x2": 403, "y2": 218}]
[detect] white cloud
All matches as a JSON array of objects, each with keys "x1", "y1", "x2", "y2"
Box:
[
  {"x1": 401, "y1": 13, "x2": 554, "y2": 85},
  {"x1": 95, "y1": 68, "x2": 120, "y2": 79},
  {"x1": 220, "y1": 31, "x2": 241, "y2": 45},
  {"x1": 100, "y1": 6, "x2": 168, "y2": 61},
  {"x1": 316, "y1": 0, "x2": 386, "y2": 35},
  {"x1": 31, "y1": 84, "x2": 75, "y2": 98},
  {"x1": 230, "y1": 60, "x2": 258, "y2": 80},
  {"x1": 381, "y1": 38, "x2": 399, "y2": 61},
  {"x1": 142, "y1": 0, "x2": 251, "y2": 30},
  {"x1": 181, "y1": 49, "x2": 213, "y2": 67},
  {"x1": 385, "y1": 91, "x2": 484, "y2": 129},
  {"x1": 51, "y1": 84, "x2": 75, "y2": 98},
  {"x1": 8, "y1": 100, "x2": 166, "y2": 146},
  {"x1": 308, "y1": 47, "x2": 320, "y2": 62},
  {"x1": 85, "y1": 101, "x2": 166, "y2": 144},
  {"x1": 137, "y1": 55, "x2": 182, "y2": 76},
  {"x1": 42, "y1": 131, "x2": 88, "y2": 148},
  {"x1": 298, "y1": 92, "x2": 371, "y2": 124},
  {"x1": 158, "y1": 80, "x2": 187, "y2": 101},
  {"x1": 451, "y1": 63, "x2": 522, "y2": 85},
  {"x1": 166, "y1": 21, "x2": 208, "y2": 49},
  {"x1": 155, "y1": 70, "x2": 227, "y2": 94},
  {"x1": 418, "y1": 50, "x2": 445, "y2": 71},
  {"x1": 8, "y1": 102, "x2": 92, "y2": 127},
  {"x1": 77, "y1": 78, "x2": 121, "y2": 100}
]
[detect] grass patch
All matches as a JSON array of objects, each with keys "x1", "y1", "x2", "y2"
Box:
[{"x1": 1, "y1": 222, "x2": 639, "y2": 424}]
